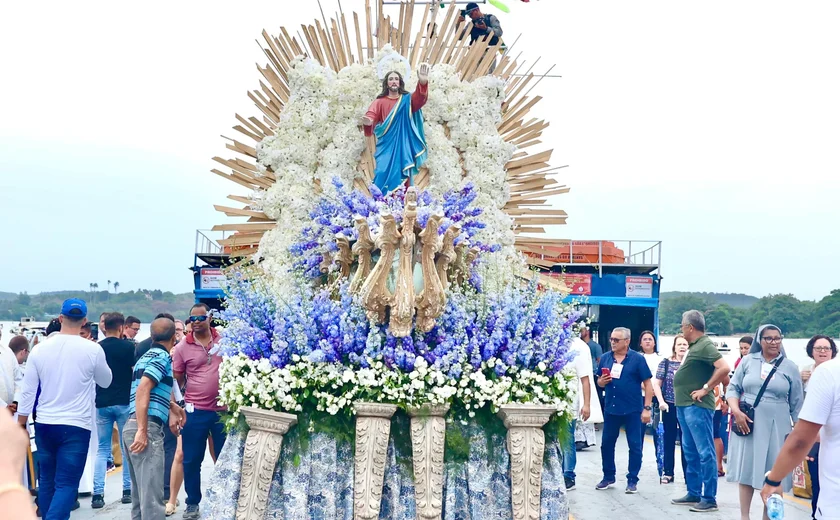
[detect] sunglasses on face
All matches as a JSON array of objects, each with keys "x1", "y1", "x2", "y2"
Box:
[{"x1": 187, "y1": 315, "x2": 209, "y2": 324}]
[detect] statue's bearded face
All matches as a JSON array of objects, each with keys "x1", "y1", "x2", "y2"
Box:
[{"x1": 387, "y1": 72, "x2": 402, "y2": 91}]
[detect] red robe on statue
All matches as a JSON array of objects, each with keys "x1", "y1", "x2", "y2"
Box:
[{"x1": 363, "y1": 82, "x2": 428, "y2": 137}]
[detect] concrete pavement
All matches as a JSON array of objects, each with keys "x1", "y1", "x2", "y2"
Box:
[
  {"x1": 568, "y1": 429, "x2": 813, "y2": 520},
  {"x1": 51, "y1": 449, "x2": 215, "y2": 520}
]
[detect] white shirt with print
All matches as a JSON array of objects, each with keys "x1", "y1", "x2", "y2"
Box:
[{"x1": 798, "y1": 358, "x2": 840, "y2": 520}]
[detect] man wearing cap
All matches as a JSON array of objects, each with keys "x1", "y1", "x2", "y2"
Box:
[
  {"x1": 458, "y1": 3, "x2": 504, "y2": 46},
  {"x1": 17, "y1": 298, "x2": 113, "y2": 520}
]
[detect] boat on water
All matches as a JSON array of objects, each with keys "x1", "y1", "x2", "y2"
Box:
[
  {"x1": 11, "y1": 316, "x2": 50, "y2": 339},
  {"x1": 708, "y1": 333, "x2": 730, "y2": 352}
]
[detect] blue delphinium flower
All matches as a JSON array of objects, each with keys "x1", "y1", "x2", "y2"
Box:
[
  {"x1": 220, "y1": 263, "x2": 582, "y2": 387},
  {"x1": 289, "y1": 178, "x2": 490, "y2": 280}
]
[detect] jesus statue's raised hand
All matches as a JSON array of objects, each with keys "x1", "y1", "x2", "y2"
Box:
[{"x1": 418, "y1": 63, "x2": 430, "y2": 85}]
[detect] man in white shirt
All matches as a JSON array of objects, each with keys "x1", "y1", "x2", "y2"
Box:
[
  {"x1": 761, "y1": 357, "x2": 840, "y2": 520},
  {"x1": 17, "y1": 298, "x2": 112, "y2": 520},
  {"x1": 0, "y1": 334, "x2": 18, "y2": 413},
  {"x1": 560, "y1": 335, "x2": 593, "y2": 491}
]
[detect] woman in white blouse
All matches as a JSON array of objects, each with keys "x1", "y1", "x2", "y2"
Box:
[{"x1": 639, "y1": 331, "x2": 665, "y2": 458}]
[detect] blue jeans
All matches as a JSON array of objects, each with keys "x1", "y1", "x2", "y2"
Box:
[
  {"x1": 182, "y1": 409, "x2": 227, "y2": 506},
  {"x1": 677, "y1": 405, "x2": 717, "y2": 502},
  {"x1": 94, "y1": 405, "x2": 131, "y2": 495},
  {"x1": 718, "y1": 410, "x2": 730, "y2": 454},
  {"x1": 561, "y1": 419, "x2": 577, "y2": 479},
  {"x1": 601, "y1": 412, "x2": 643, "y2": 484},
  {"x1": 34, "y1": 423, "x2": 91, "y2": 520}
]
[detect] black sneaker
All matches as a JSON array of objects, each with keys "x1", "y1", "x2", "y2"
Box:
[
  {"x1": 564, "y1": 477, "x2": 576, "y2": 490},
  {"x1": 183, "y1": 504, "x2": 200, "y2": 520},
  {"x1": 91, "y1": 495, "x2": 105, "y2": 509},
  {"x1": 71, "y1": 500, "x2": 81, "y2": 511},
  {"x1": 672, "y1": 494, "x2": 702, "y2": 506},
  {"x1": 122, "y1": 489, "x2": 132, "y2": 504},
  {"x1": 625, "y1": 482, "x2": 638, "y2": 494},
  {"x1": 690, "y1": 500, "x2": 719, "y2": 513}
]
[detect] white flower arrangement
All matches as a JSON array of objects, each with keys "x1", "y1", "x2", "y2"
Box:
[
  {"x1": 251, "y1": 46, "x2": 520, "y2": 299},
  {"x1": 218, "y1": 353, "x2": 576, "y2": 428}
]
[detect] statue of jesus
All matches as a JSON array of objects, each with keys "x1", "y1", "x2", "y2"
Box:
[{"x1": 362, "y1": 63, "x2": 430, "y2": 194}]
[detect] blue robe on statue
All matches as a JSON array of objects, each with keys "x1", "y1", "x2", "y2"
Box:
[{"x1": 373, "y1": 93, "x2": 427, "y2": 194}]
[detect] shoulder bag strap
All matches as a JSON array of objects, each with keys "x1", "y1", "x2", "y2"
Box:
[{"x1": 752, "y1": 357, "x2": 784, "y2": 408}]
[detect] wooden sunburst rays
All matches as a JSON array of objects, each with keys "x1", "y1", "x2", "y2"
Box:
[{"x1": 211, "y1": 0, "x2": 568, "y2": 286}]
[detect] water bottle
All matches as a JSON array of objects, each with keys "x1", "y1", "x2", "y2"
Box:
[{"x1": 766, "y1": 494, "x2": 784, "y2": 520}]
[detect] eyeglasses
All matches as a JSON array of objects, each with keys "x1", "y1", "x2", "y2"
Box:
[
  {"x1": 609, "y1": 337, "x2": 626, "y2": 343},
  {"x1": 175, "y1": 328, "x2": 185, "y2": 333},
  {"x1": 813, "y1": 346, "x2": 833, "y2": 352},
  {"x1": 129, "y1": 327, "x2": 141, "y2": 332},
  {"x1": 187, "y1": 315, "x2": 209, "y2": 324},
  {"x1": 761, "y1": 337, "x2": 783, "y2": 344}
]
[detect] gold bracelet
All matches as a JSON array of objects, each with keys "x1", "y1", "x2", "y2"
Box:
[{"x1": 0, "y1": 483, "x2": 29, "y2": 497}]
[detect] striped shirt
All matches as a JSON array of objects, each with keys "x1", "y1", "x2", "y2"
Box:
[{"x1": 130, "y1": 345, "x2": 173, "y2": 425}]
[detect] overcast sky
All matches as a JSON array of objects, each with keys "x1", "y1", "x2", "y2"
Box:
[{"x1": 1, "y1": 1, "x2": 838, "y2": 301}]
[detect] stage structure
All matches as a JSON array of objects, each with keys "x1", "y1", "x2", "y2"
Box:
[{"x1": 201, "y1": 1, "x2": 584, "y2": 519}]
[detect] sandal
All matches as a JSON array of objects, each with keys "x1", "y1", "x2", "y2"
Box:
[{"x1": 661, "y1": 476, "x2": 674, "y2": 484}]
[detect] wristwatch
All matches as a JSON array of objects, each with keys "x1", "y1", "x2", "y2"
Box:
[
  {"x1": 644, "y1": 405, "x2": 652, "y2": 411},
  {"x1": 702, "y1": 383, "x2": 710, "y2": 391},
  {"x1": 764, "y1": 471, "x2": 781, "y2": 487}
]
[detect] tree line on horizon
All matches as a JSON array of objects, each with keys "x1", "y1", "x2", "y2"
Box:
[
  {"x1": 5, "y1": 288, "x2": 838, "y2": 339},
  {"x1": 659, "y1": 290, "x2": 840, "y2": 338},
  {"x1": 0, "y1": 289, "x2": 197, "y2": 324}
]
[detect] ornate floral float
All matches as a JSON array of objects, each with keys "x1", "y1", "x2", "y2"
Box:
[{"x1": 202, "y1": 1, "x2": 581, "y2": 519}]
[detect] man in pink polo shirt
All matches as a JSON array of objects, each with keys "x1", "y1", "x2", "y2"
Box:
[{"x1": 172, "y1": 303, "x2": 226, "y2": 520}]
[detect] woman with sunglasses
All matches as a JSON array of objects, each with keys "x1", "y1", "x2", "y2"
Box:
[
  {"x1": 799, "y1": 335, "x2": 837, "y2": 520},
  {"x1": 725, "y1": 325, "x2": 804, "y2": 520}
]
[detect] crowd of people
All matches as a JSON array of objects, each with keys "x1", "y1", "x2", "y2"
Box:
[
  {"x1": 0, "y1": 298, "x2": 225, "y2": 520},
  {"x1": 561, "y1": 310, "x2": 839, "y2": 520},
  {"x1": 0, "y1": 300, "x2": 838, "y2": 520}
]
